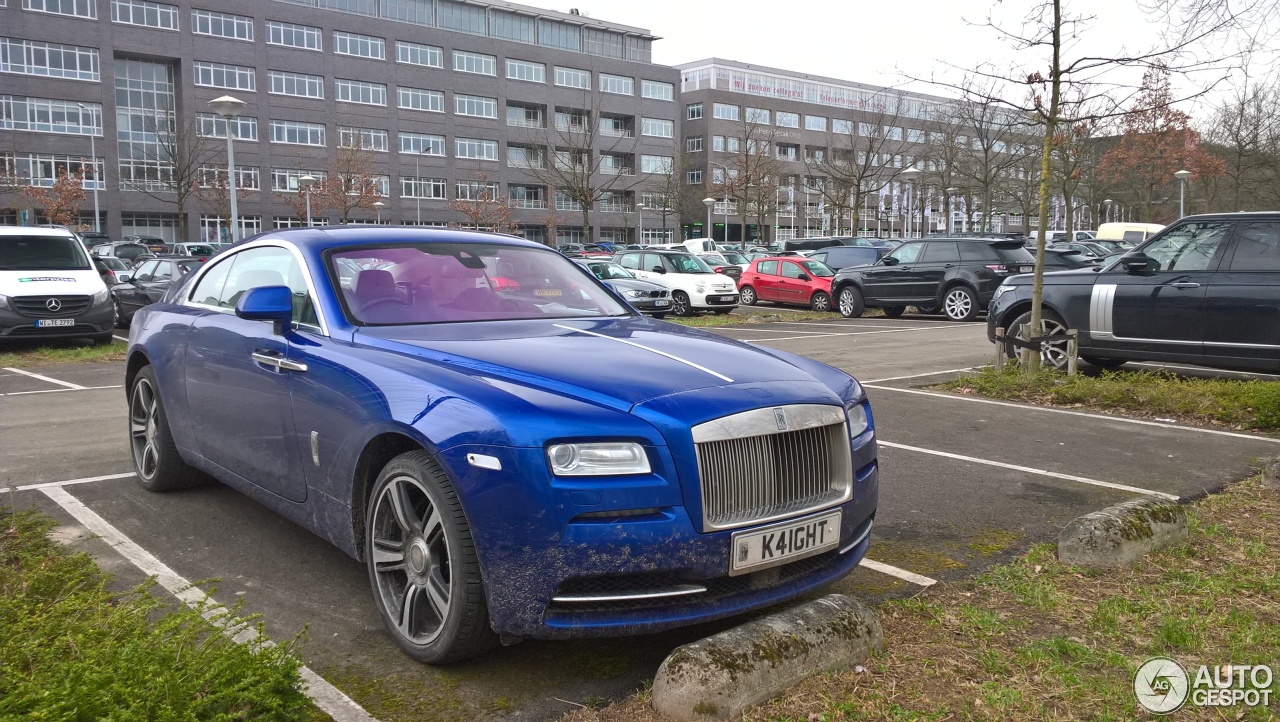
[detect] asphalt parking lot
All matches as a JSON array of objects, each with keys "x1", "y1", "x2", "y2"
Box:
[{"x1": 4, "y1": 312, "x2": 1279, "y2": 721}]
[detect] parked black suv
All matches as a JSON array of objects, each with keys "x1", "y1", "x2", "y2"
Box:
[
  {"x1": 988, "y1": 213, "x2": 1280, "y2": 372},
  {"x1": 832, "y1": 237, "x2": 1036, "y2": 321}
]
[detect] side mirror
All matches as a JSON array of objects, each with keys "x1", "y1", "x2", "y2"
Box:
[
  {"x1": 651, "y1": 266, "x2": 667, "y2": 274},
  {"x1": 235, "y1": 285, "x2": 294, "y2": 334},
  {"x1": 1121, "y1": 253, "x2": 1154, "y2": 275},
  {"x1": 882, "y1": 256, "x2": 899, "y2": 266},
  {"x1": 798, "y1": 273, "x2": 810, "y2": 281}
]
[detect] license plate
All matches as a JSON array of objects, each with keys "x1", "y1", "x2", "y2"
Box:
[
  {"x1": 653, "y1": 299, "x2": 671, "y2": 306},
  {"x1": 534, "y1": 288, "x2": 563, "y2": 297},
  {"x1": 729, "y1": 510, "x2": 842, "y2": 576},
  {"x1": 1019, "y1": 266, "x2": 1034, "y2": 273},
  {"x1": 709, "y1": 295, "x2": 735, "y2": 302},
  {"x1": 35, "y1": 319, "x2": 75, "y2": 327}
]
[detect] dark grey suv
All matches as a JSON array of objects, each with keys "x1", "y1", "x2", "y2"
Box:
[{"x1": 832, "y1": 237, "x2": 1035, "y2": 321}]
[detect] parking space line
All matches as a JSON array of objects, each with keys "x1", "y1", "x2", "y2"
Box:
[
  {"x1": 862, "y1": 368, "x2": 979, "y2": 384},
  {"x1": 2, "y1": 384, "x2": 122, "y2": 397},
  {"x1": 859, "y1": 558, "x2": 938, "y2": 587},
  {"x1": 39, "y1": 485, "x2": 380, "y2": 722},
  {"x1": 865, "y1": 385, "x2": 1280, "y2": 444},
  {"x1": 878, "y1": 440, "x2": 1180, "y2": 500},
  {"x1": 1, "y1": 471, "x2": 135, "y2": 494},
  {"x1": 3, "y1": 366, "x2": 85, "y2": 390},
  {"x1": 773, "y1": 320, "x2": 960, "y2": 329},
  {"x1": 113, "y1": 334, "x2": 129, "y2": 343},
  {"x1": 748, "y1": 326, "x2": 988, "y2": 343}
]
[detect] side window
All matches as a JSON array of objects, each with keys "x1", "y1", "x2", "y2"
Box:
[
  {"x1": 888, "y1": 242, "x2": 922, "y2": 265},
  {"x1": 152, "y1": 262, "x2": 174, "y2": 282},
  {"x1": 618, "y1": 252, "x2": 640, "y2": 269},
  {"x1": 190, "y1": 256, "x2": 235, "y2": 306},
  {"x1": 959, "y1": 242, "x2": 1000, "y2": 262},
  {"x1": 809, "y1": 253, "x2": 827, "y2": 265},
  {"x1": 1141, "y1": 221, "x2": 1232, "y2": 272},
  {"x1": 922, "y1": 242, "x2": 960, "y2": 263},
  {"x1": 195, "y1": 246, "x2": 319, "y2": 327},
  {"x1": 780, "y1": 261, "x2": 806, "y2": 279},
  {"x1": 1226, "y1": 222, "x2": 1280, "y2": 271},
  {"x1": 132, "y1": 261, "x2": 158, "y2": 282},
  {"x1": 758, "y1": 260, "x2": 779, "y2": 275}
]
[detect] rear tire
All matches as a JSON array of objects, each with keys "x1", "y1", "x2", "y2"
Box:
[
  {"x1": 882, "y1": 306, "x2": 905, "y2": 318},
  {"x1": 128, "y1": 366, "x2": 204, "y2": 491},
  {"x1": 810, "y1": 291, "x2": 831, "y2": 312},
  {"x1": 739, "y1": 286, "x2": 757, "y2": 306},
  {"x1": 916, "y1": 305, "x2": 940, "y2": 315},
  {"x1": 837, "y1": 286, "x2": 865, "y2": 318},
  {"x1": 942, "y1": 286, "x2": 979, "y2": 322}
]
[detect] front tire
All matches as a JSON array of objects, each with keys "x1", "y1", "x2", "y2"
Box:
[
  {"x1": 128, "y1": 366, "x2": 203, "y2": 491},
  {"x1": 366, "y1": 451, "x2": 498, "y2": 664},
  {"x1": 942, "y1": 286, "x2": 979, "y2": 322},
  {"x1": 1007, "y1": 310, "x2": 1071, "y2": 370},
  {"x1": 837, "y1": 286, "x2": 865, "y2": 318},
  {"x1": 672, "y1": 291, "x2": 693, "y2": 317},
  {"x1": 739, "y1": 285, "x2": 757, "y2": 306},
  {"x1": 882, "y1": 306, "x2": 905, "y2": 318},
  {"x1": 651, "y1": 313, "x2": 667, "y2": 320},
  {"x1": 810, "y1": 291, "x2": 831, "y2": 312}
]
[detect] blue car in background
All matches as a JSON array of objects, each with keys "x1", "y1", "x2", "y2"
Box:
[{"x1": 124, "y1": 227, "x2": 878, "y2": 663}]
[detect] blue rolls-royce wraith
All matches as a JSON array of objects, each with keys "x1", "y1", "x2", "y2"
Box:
[{"x1": 125, "y1": 227, "x2": 878, "y2": 663}]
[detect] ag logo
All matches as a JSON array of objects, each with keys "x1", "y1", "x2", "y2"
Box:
[{"x1": 1135, "y1": 657, "x2": 1189, "y2": 714}]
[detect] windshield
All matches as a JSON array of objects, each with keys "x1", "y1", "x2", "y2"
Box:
[
  {"x1": 0, "y1": 235, "x2": 91, "y2": 271},
  {"x1": 330, "y1": 243, "x2": 630, "y2": 325},
  {"x1": 720, "y1": 251, "x2": 747, "y2": 264},
  {"x1": 183, "y1": 244, "x2": 216, "y2": 256},
  {"x1": 588, "y1": 262, "x2": 634, "y2": 280},
  {"x1": 798, "y1": 260, "x2": 835, "y2": 277},
  {"x1": 114, "y1": 244, "x2": 149, "y2": 261},
  {"x1": 666, "y1": 253, "x2": 715, "y2": 274},
  {"x1": 701, "y1": 253, "x2": 728, "y2": 265}
]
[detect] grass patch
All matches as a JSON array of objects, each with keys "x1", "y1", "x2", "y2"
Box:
[
  {"x1": 0, "y1": 506, "x2": 313, "y2": 720},
  {"x1": 0, "y1": 339, "x2": 127, "y2": 367},
  {"x1": 941, "y1": 365, "x2": 1280, "y2": 431},
  {"x1": 669, "y1": 310, "x2": 844, "y2": 327},
  {"x1": 563, "y1": 477, "x2": 1280, "y2": 722}
]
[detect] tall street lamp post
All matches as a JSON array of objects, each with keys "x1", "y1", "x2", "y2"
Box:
[
  {"x1": 1174, "y1": 169, "x2": 1191, "y2": 218},
  {"x1": 373, "y1": 200, "x2": 385, "y2": 223},
  {"x1": 76, "y1": 102, "x2": 100, "y2": 233},
  {"x1": 1103, "y1": 198, "x2": 1113, "y2": 223},
  {"x1": 636, "y1": 202, "x2": 645, "y2": 245},
  {"x1": 207, "y1": 95, "x2": 247, "y2": 241},
  {"x1": 702, "y1": 197, "x2": 715, "y2": 244},
  {"x1": 298, "y1": 175, "x2": 317, "y2": 226}
]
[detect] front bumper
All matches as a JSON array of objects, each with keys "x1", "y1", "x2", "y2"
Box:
[
  {"x1": 631, "y1": 297, "x2": 674, "y2": 314},
  {"x1": 691, "y1": 290, "x2": 739, "y2": 309},
  {"x1": 0, "y1": 301, "x2": 114, "y2": 341},
  {"x1": 441, "y1": 432, "x2": 878, "y2": 639}
]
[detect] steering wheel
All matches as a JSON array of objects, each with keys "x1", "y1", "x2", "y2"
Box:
[{"x1": 361, "y1": 296, "x2": 410, "y2": 312}]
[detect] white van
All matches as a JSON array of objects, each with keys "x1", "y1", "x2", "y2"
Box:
[
  {"x1": 0, "y1": 226, "x2": 116, "y2": 345},
  {"x1": 1096, "y1": 222, "x2": 1164, "y2": 245}
]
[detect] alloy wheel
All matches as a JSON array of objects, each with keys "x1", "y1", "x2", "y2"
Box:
[
  {"x1": 838, "y1": 288, "x2": 857, "y2": 316},
  {"x1": 370, "y1": 475, "x2": 452, "y2": 646},
  {"x1": 1025, "y1": 317, "x2": 1070, "y2": 369},
  {"x1": 129, "y1": 378, "x2": 160, "y2": 480},
  {"x1": 673, "y1": 292, "x2": 691, "y2": 316},
  {"x1": 944, "y1": 289, "x2": 973, "y2": 321}
]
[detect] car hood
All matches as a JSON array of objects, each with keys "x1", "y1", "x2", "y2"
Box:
[
  {"x1": 354, "y1": 316, "x2": 829, "y2": 411},
  {"x1": 0, "y1": 269, "x2": 105, "y2": 296},
  {"x1": 603, "y1": 278, "x2": 666, "y2": 293},
  {"x1": 1006, "y1": 267, "x2": 1103, "y2": 285}
]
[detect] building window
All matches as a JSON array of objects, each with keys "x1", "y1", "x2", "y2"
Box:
[
  {"x1": 712, "y1": 135, "x2": 724, "y2": 152},
  {"x1": 555, "y1": 109, "x2": 590, "y2": 133},
  {"x1": 713, "y1": 103, "x2": 739, "y2": 121},
  {"x1": 686, "y1": 103, "x2": 703, "y2": 120},
  {"x1": 196, "y1": 113, "x2": 257, "y2": 141},
  {"x1": 805, "y1": 115, "x2": 827, "y2": 131},
  {"x1": 555, "y1": 191, "x2": 581, "y2": 211},
  {"x1": 907, "y1": 128, "x2": 926, "y2": 143},
  {"x1": 194, "y1": 61, "x2": 256, "y2": 91},
  {"x1": 437, "y1": 0, "x2": 486, "y2": 35},
  {"x1": 0, "y1": 95, "x2": 101, "y2": 136},
  {"x1": 506, "y1": 144, "x2": 544, "y2": 169},
  {"x1": 538, "y1": 19, "x2": 580, "y2": 51},
  {"x1": 191, "y1": 9, "x2": 253, "y2": 41},
  {"x1": 197, "y1": 164, "x2": 259, "y2": 190},
  {"x1": 582, "y1": 27, "x2": 624, "y2": 58},
  {"x1": 726, "y1": 136, "x2": 740, "y2": 153},
  {"x1": 269, "y1": 120, "x2": 325, "y2": 146},
  {"x1": 455, "y1": 180, "x2": 499, "y2": 201},
  {"x1": 775, "y1": 143, "x2": 798, "y2": 162},
  {"x1": 269, "y1": 71, "x2": 323, "y2": 99},
  {"x1": 400, "y1": 176, "x2": 446, "y2": 199},
  {"x1": 641, "y1": 118, "x2": 673, "y2": 138},
  {"x1": 642, "y1": 80, "x2": 674, "y2": 101},
  {"x1": 833, "y1": 118, "x2": 853, "y2": 135},
  {"x1": 337, "y1": 126, "x2": 388, "y2": 151},
  {"x1": 453, "y1": 50, "x2": 496, "y2": 76},
  {"x1": 334, "y1": 78, "x2": 386, "y2": 106},
  {"x1": 505, "y1": 59, "x2": 544, "y2": 83},
  {"x1": 686, "y1": 169, "x2": 703, "y2": 184},
  {"x1": 776, "y1": 111, "x2": 800, "y2": 128},
  {"x1": 0, "y1": 38, "x2": 99, "y2": 81},
  {"x1": 22, "y1": 0, "x2": 96, "y2": 19},
  {"x1": 686, "y1": 136, "x2": 703, "y2": 152},
  {"x1": 506, "y1": 102, "x2": 544, "y2": 129},
  {"x1": 398, "y1": 87, "x2": 443, "y2": 113},
  {"x1": 333, "y1": 31, "x2": 385, "y2": 59},
  {"x1": 119, "y1": 213, "x2": 179, "y2": 241},
  {"x1": 454, "y1": 94, "x2": 497, "y2": 119},
  {"x1": 640, "y1": 155, "x2": 673, "y2": 174},
  {"x1": 1, "y1": 152, "x2": 104, "y2": 189},
  {"x1": 598, "y1": 73, "x2": 634, "y2": 95},
  {"x1": 490, "y1": 10, "x2": 535, "y2": 43},
  {"x1": 599, "y1": 114, "x2": 632, "y2": 138},
  {"x1": 554, "y1": 66, "x2": 590, "y2": 89},
  {"x1": 274, "y1": 216, "x2": 328, "y2": 228},
  {"x1": 271, "y1": 168, "x2": 326, "y2": 192},
  {"x1": 395, "y1": 41, "x2": 442, "y2": 69},
  {"x1": 266, "y1": 21, "x2": 322, "y2": 51},
  {"x1": 508, "y1": 185, "x2": 546, "y2": 209},
  {"x1": 399, "y1": 132, "x2": 444, "y2": 156},
  {"x1": 745, "y1": 107, "x2": 770, "y2": 124},
  {"x1": 114, "y1": 58, "x2": 173, "y2": 192},
  {"x1": 455, "y1": 138, "x2": 497, "y2": 161},
  {"x1": 110, "y1": 0, "x2": 177, "y2": 29}
]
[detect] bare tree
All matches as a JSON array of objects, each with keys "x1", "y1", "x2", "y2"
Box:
[
  {"x1": 1202, "y1": 69, "x2": 1280, "y2": 211},
  {"x1": 808, "y1": 92, "x2": 913, "y2": 235},
  {"x1": 921, "y1": 105, "x2": 971, "y2": 234},
  {"x1": 953, "y1": 80, "x2": 1030, "y2": 233},
  {"x1": 273, "y1": 171, "x2": 330, "y2": 223},
  {"x1": 711, "y1": 117, "x2": 784, "y2": 247},
  {"x1": 126, "y1": 114, "x2": 222, "y2": 242},
  {"x1": 319, "y1": 140, "x2": 386, "y2": 224},
  {"x1": 194, "y1": 165, "x2": 258, "y2": 238},
  {"x1": 447, "y1": 171, "x2": 515, "y2": 233}
]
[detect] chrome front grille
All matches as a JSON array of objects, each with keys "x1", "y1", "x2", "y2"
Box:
[
  {"x1": 12, "y1": 295, "x2": 93, "y2": 318},
  {"x1": 693, "y1": 405, "x2": 853, "y2": 531}
]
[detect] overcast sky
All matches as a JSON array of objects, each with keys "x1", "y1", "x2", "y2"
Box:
[{"x1": 564, "y1": 0, "x2": 1264, "y2": 119}]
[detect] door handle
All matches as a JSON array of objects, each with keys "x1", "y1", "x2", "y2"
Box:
[
  {"x1": 943, "y1": 264, "x2": 956, "y2": 268},
  {"x1": 251, "y1": 351, "x2": 308, "y2": 373},
  {"x1": 1171, "y1": 282, "x2": 1201, "y2": 290}
]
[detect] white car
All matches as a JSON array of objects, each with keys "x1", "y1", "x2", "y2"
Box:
[
  {"x1": 614, "y1": 249, "x2": 738, "y2": 316},
  {"x1": 0, "y1": 226, "x2": 115, "y2": 344}
]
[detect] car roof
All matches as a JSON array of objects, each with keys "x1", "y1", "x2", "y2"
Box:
[
  {"x1": 0, "y1": 225, "x2": 78, "y2": 238},
  {"x1": 240, "y1": 226, "x2": 547, "y2": 251}
]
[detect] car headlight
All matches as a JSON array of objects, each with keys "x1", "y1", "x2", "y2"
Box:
[
  {"x1": 0, "y1": 294, "x2": 8, "y2": 310},
  {"x1": 92, "y1": 288, "x2": 110, "y2": 305},
  {"x1": 992, "y1": 284, "x2": 1013, "y2": 300},
  {"x1": 847, "y1": 402, "x2": 871, "y2": 438},
  {"x1": 626, "y1": 289, "x2": 648, "y2": 299},
  {"x1": 547, "y1": 442, "x2": 651, "y2": 476}
]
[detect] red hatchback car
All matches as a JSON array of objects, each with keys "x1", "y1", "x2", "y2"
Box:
[{"x1": 738, "y1": 257, "x2": 836, "y2": 311}]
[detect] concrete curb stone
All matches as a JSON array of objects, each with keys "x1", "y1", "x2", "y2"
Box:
[
  {"x1": 1262, "y1": 458, "x2": 1280, "y2": 489},
  {"x1": 1057, "y1": 496, "x2": 1187, "y2": 568},
  {"x1": 650, "y1": 594, "x2": 883, "y2": 721}
]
